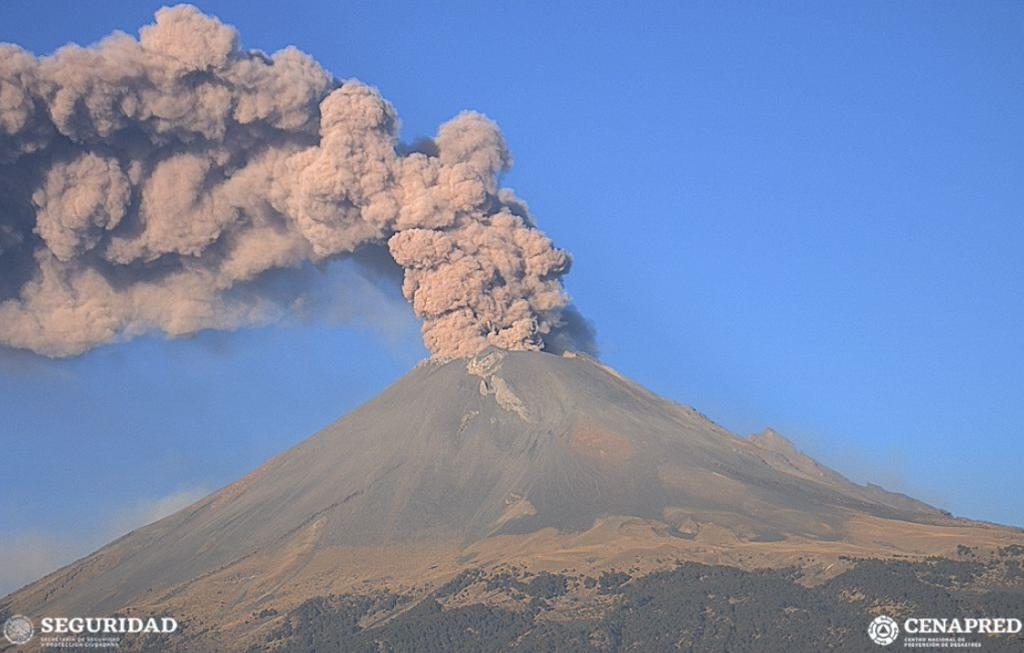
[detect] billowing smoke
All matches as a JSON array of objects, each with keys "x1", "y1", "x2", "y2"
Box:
[{"x1": 0, "y1": 5, "x2": 593, "y2": 359}]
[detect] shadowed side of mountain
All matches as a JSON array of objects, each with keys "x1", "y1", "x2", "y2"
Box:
[{"x1": 748, "y1": 427, "x2": 943, "y2": 516}]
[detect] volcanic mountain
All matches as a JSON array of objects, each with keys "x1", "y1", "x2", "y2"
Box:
[{"x1": 4, "y1": 349, "x2": 1022, "y2": 652}]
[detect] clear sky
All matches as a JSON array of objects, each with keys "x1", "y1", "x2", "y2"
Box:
[{"x1": 1, "y1": 1, "x2": 1022, "y2": 594}]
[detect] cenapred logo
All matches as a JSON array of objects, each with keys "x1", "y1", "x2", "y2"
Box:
[
  {"x1": 868, "y1": 614, "x2": 900, "y2": 646},
  {"x1": 3, "y1": 615, "x2": 34, "y2": 645}
]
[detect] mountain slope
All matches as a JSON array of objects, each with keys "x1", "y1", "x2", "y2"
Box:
[{"x1": 3, "y1": 349, "x2": 1021, "y2": 651}]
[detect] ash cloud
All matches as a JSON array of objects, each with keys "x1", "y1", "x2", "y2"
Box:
[{"x1": 0, "y1": 5, "x2": 592, "y2": 359}]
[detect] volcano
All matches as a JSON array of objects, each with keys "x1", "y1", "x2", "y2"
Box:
[{"x1": 4, "y1": 349, "x2": 1022, "y2": 652}]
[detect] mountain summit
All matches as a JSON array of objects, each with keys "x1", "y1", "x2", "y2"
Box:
[{"x1": 4, "y1": 349, "x2": 1021, "y2": 651}]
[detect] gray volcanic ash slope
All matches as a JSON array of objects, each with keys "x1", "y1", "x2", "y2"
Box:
[{"x1": 3, "y1": 349, "x2": 1021, "y2": 651}]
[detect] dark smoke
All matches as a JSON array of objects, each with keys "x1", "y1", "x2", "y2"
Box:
[{"x1": 0, "y1": 5, "x2": 593, "y2": 359}]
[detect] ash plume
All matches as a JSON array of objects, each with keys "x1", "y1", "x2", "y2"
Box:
[{"x1": 0, "y1": 5, "x2": 591, "y2": 359}]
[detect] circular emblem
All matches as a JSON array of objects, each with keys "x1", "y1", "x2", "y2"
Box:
[
  {"x1": 868, "y1": 614, "x2": 899, "y2": 646},
  {"x1": 3, "y1": 615, "x2": 34, "y2": 645}
]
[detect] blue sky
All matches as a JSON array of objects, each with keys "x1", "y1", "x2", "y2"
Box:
[{"x1": 1, "y1": 1, "x2": 1022, "y2": 593}]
